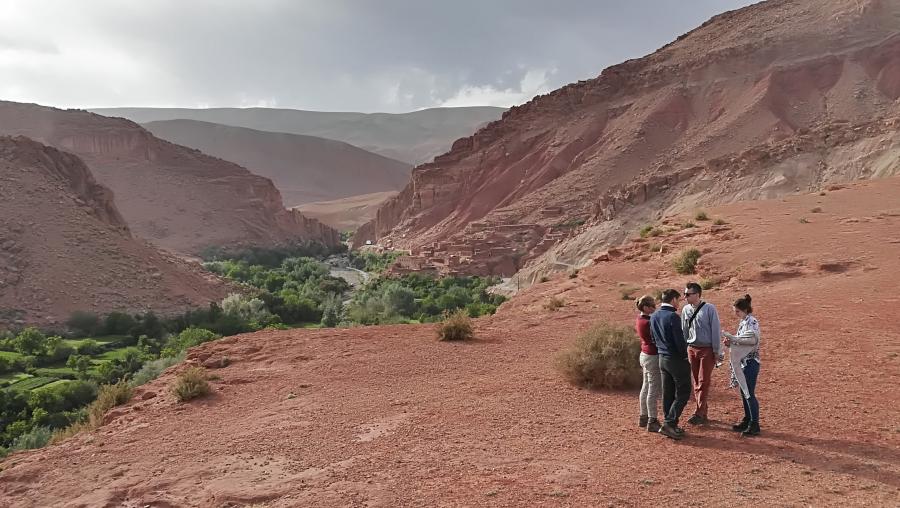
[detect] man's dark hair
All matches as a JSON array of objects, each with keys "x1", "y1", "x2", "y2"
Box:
[
  {"x1": 685, "y1": 282, "x2": 702, "y2": 296},
  {"x1": 661, "y1": 288, "x2": 681, "y2": 303}
]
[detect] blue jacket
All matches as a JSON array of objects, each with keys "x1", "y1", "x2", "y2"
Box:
[{"x1": 650, "y1": 305, "x2": 688, "y2": 359}]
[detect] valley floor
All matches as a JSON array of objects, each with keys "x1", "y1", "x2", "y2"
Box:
[{"x1": 2, "y1": 178, "x2": 900, "y2": 507}]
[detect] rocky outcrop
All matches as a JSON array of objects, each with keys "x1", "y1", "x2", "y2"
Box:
[
  {"x1": 0, "y1": 101, "x2": 339, "y2": 254},
  {"x1": 0, "y1": 136, "x2": 230, "y2": 328},
  {"x1": 357, "y1": 0, "x2": 900, "y2": 279}
]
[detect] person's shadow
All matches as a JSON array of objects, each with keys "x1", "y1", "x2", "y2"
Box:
[{"x1": 684, "y1": 423, "x2": 900, "y2": 488}]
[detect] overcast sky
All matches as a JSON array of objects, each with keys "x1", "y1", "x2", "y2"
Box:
[{"x1": 0, "y1": 0, "x2": 753, "y2": 113}]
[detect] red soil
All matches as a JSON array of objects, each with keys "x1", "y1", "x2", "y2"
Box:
[{"x1": 2, "y1": 173, "x2": 898, "y2": 507}]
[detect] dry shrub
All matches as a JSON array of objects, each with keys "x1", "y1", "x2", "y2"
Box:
[
  {"x1": 712, "y1": 218, "x2": 727, "y2": 225},
  {"x1": 171, "y1": 366, "x2": 211, "y2": 402},
  {"x1": 555, "y1": 323, "x2": 642, "y2": 389},
  {"x1": 544, "y1": 296, "x2": 566, "y2": 311},
  {"x1": 436, "y1": 309, "x2": 474, "y2": 341},
  {"x1": 700, "y1": 276, "x2": 723, "y2": 290},
  {"x1": 694, "y1": 211, "x2": 709, "y2": 221},
  {"x1": 673, "y1": 248, "x2": 702, "y2": 274}
]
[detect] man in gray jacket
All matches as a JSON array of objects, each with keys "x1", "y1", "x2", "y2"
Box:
[{"x1": 681, "y1": 282, "x2": 722, "y2": 425}]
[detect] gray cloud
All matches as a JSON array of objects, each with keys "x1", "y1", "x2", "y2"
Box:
[{"x1": 0, "y1": 0, "x2": 752, "y2": 112}]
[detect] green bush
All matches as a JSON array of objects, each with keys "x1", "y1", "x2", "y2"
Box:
[
  {"x1": 76, "y1": 339, "x2": 102, "y2": 356},
  {"x1": 163, "y1": 327, "x2": 220, "y2": 357},
  {"x1": 13, "y1": 327, "x2": 47, "y2": 356},
  {"x1": 103, "y1": 312, "x2": 137, "y2": 336},
  {"x1": 8, "y1": 426, "x2": 52, "y2": 452},
  {"x1": 131, "y1": 353, "x2": 185, "y2": 387},
  {"x1": 555, "y1": 323, "x2": 641, "y2": 389},
  {"x1": 673, "y1": 248, "x2": 702, "y2": 275},
  {"x1": 66, "y1": 311, "x2": 100, "y2": 336},
  {"x1": 171, "y1": 366, "x2": 210, "y2": 402},
  {"x1": 436, "y1": 309, "x2": 474, "y2": 341},
  {"x1": 694, "y1": 211, "x2": 709, "y2": 221}
]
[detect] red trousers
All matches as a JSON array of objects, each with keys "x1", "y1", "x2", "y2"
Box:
[{"x1": 688, "y1": 346, "x2": 716, "y2": 418}]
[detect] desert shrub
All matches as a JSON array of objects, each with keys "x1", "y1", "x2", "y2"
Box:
[
  {"x1": 539, "y1": 276, "x2": 550, "y2": 283},
  {"x1": 131, "y1": 353, "x2": 186, "y2": 387},
  {"x1": 619, "y1": 286, "x2": 639, "y2": 300},
  {"x1": 171, "y1": 366, "x2": 210, "y2": 402},
  {"x1": 544, "y1": 296, "x2": 566, "y2": 312},
  {"x1": 639, "y1": 225, "x2": 655, "y2": 238},
  {"x1": 712, "y1": 218, "x2": 727, "y2": 225},
  {"x1": 436, "y1": 309, "x2": 474, "y2": 341},
  {"x1": 673, "y1": 248, "x2": 702, "y2": 275},
  {"x1": 555, "y1": 323, "x2": 641, "y2": 389},
  {"x1": 90, "y1": 381, "x2": 132, "y2": 423},
  {"x1": 568, "y1": 270, "x2": 579, "y2": 279},
  {"x1": 811, "y1": 207, "x2": 823, "y2": 213},
  {"x1": 700, "y1": 276, "x2": 723, "y2": 290},
  {"x1": 799, "y1": 217, "x2": 810, "y2": 224},
  {"x1": 694, "y1": 211, "x2": 709, "y2": 221},
  {"x1": 682, "y1": 221, "x2": 696, "y2": 229},
  {"x1": 66, "y1": 311, "x2": 100, "y2": 336}
]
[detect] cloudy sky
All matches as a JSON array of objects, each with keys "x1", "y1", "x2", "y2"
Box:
[{"x1": 0, "y1": 0, "x2": 752, "y2": 113}]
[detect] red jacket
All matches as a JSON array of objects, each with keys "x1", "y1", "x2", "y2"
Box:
[{"x1": 636, "y1": 314, "x2": 657, "y2": 355}]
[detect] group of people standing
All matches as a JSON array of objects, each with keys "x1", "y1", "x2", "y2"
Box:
[{"x1": 634, "y1": 283, "x2": 761, "y2": 440}]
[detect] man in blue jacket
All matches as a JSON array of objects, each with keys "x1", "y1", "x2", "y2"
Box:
[{"x1": 650, "y1": 288, "x2": 692, "y2": 440}]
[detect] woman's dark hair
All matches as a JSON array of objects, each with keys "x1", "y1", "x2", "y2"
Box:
[{"x1": 733, "y1": 294, "x2": 753, "y2": 314}]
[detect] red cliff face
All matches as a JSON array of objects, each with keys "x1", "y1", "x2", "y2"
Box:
[
  {"x1": 0, "y1": 101, "x2": 339, "y2": 254},
  {"x1": 0, "y1": 136, "x2": 230, "y2": 328},
  {"x1": 356, "y1": 0, "x2": 900, "y2": 278}
]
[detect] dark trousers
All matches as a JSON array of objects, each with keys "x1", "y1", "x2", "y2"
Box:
[
  {"x1": 741, "y1": 360, "x2": 760, "y2": 422},
  {"x1": 659, "y1": 355, "x2": 692, "y2": 426}
]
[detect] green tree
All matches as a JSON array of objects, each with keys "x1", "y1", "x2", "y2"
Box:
[
  {"x1": 66, "y1": 354, "x2": 93, "y2": 379},
  {"x1": 13, "y1": 328, "x2": 47, "y2": 356},
  {"x1": 66, "y1": 311, "x2": 100, "y2": 336},
  {"x1": 320, "y1": 294, "x2": 343, "y2": 327},
  {"x1": 76, "y1": 339, "x2": 101, "y2": 356}
]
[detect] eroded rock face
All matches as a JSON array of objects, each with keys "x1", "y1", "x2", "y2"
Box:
[
  {"x1": 356, "y1": 0, "x2": 900, "y2": 278},
  {"x1": 0, "y1": 136, "x2": 230, "y2": 328},
  {"x1": 0, "y1": 101, "x2": 339, "y2": 254}
]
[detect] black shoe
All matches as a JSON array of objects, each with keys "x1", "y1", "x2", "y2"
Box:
[
  {"x1": 741, "y1": 421, "x2": 760, "y2": 437},
  {"x1": 639, "y1": 415, "x2": 649, "y2": 428},
  {"x1": 659, "y1": 423, "x2": 683, "y2": 440},
  {"x1": 647, "y1": 419, "x2": 661, "y2": 432},
  {"x1": 687, "y1": 414, "x2": 708, "y2": 425},
  {"x1": 675, "y1": 426, "x2": 685, "y2": 435},
  {"x1": 732, "y1": 417, "x2": 751, "y2": 432}
]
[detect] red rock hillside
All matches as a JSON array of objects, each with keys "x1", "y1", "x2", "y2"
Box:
[
  {"x1": 0, "y1": 101, "x2": 339, "y2": 254},
  {"x1": 3, "y1": 172, "x2": 898, "y2": 506},
  {"x1": 0, "y1": 136, "x2": 229, "y2": 328},
  {"x1": 355, "y1": 0, "x2": 900, "y2": 281}
]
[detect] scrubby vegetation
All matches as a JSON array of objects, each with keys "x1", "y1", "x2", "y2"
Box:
[
  {"x1": 345, "y1": 274, "x2": 505, "y2": 325},
  {"x1": 436, "y1": 309, "x2": 474, "y2": 341},
  {"x1": 544, "y1": 296, "x2": 566, "y2": 312},
  {"x1": 348, "y1": 250, "x2": 401, "y2": 274},
  {"x1": 694, "y1": 211, "x2": 709, "y2": 221},
  {"x1": 639, "y1": 225, "x2": 663, "y2": 238},
  {"x1": 555, "y1": 323, "x2": 642, "y2": 389},
  {"x1": 200, "y1": 240, "x2": 344, "y2": 268},
  {"x1": 171, "y1": 366, "x2": 210, "y2": 402},
  {"x1": 673, "y1": 248, "x2": 702, "y2": 275},
  {"x1": 713, "y1": 218, "x2": 727, "y2": 225}
]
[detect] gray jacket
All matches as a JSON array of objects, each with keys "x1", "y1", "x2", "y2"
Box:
[{"x1": 681, "y1": 301, "x2": 722, "y2": 356}]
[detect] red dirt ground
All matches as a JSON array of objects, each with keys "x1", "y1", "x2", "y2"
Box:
[{"x1": 1, "y1": 177, "x2": 899, "y2": 506}]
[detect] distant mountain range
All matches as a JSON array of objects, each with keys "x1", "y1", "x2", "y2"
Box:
[{"x1": 92, "y1": 106, "x2": 506, "y2": 166}]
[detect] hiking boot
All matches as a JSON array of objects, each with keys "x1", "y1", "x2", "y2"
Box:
[
  {"x1": 658, "y1": 423, "x2": 683, "y2": 440},
  {"x1": 741, "y1": 421, "x2": 761, "y2": 437},
  {"x1": 687, "y1": 414, "x2": 708, "y2": 425},
  {"x1": 639, "y1": 415, "x2": 649, "y2": 428},
  {"x1": 732, "y1": 417, "x2": 751, "y2": 432},
  {"x1": 646, "y1": 418, "x2": 661, "y2": 433}
]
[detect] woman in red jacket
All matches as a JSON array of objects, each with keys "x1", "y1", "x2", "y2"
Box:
[{"x1": 635, "y1": 295, "x2": 660, "y2": 432}]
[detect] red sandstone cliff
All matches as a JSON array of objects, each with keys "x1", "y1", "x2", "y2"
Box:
[
  {"x1": 356, "y1": 0, "x2": 900, "y2": 279},
  {"x1": 0, "y1": 136, "x2": 230, "y2": 327},
  {"x1": 0, "y1": 101, "x2": 339, "y2": 254}
]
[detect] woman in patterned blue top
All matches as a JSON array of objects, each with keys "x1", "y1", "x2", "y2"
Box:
[{"x1": 721, "y1": 294, "x2": 761, "y2": 437}]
